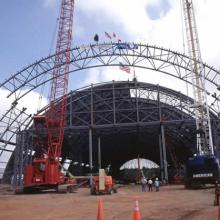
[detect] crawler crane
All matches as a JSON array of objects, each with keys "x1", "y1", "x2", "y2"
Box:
[
  {"x1": 182, "y1": 0, "x2": 220, "y2": 188},
  {"x1": 23, "y1": 0, "x2": 75, "y2": 192}
]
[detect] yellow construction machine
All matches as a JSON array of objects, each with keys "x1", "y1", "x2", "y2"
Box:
[{"x1": 90, "y1": 169, "x2": 117, "y2": 195}]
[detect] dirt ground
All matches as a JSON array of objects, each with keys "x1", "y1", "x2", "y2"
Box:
[{"x1": 0, "y1": 184, "x2": 218, "y2": 220}]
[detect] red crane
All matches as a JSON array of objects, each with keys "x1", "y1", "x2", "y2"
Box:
[{"x1": 23, "y1": 0, "x2": 75, "y2": 192}]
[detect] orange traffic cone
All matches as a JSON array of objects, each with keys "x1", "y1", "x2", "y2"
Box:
[
  {"x1": 97, "y1": 198, "x2": 103, "y2": 220},
  {"x1": 133, "y1": 200, "x2": 141, "y2": 220}
]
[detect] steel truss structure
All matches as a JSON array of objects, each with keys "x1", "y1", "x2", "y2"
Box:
[
  {"x1": 0, "y1": 42, "x2": 220, "y2": 181},
  {"x1": 6, "y1": 81, "x2": 220, "y2": 183}
]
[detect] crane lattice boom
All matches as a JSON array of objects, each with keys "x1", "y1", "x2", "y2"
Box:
[
  {"x1": 47, "y1": 0, "x2": 74, "y2": 160},
  {"x1": 24, "y1": 0, "x2": 75, "y2": 187},
  {"x1": 183, "y1": 0, "x2": 213, "y2": 155}
]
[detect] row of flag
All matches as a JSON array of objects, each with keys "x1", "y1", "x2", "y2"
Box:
[
  {"x1": 94, "y1": 32, "x2": 132, "y2": 74},
  {"x1": 94, "y1": 32, "x2": 122, "y2": 42}
]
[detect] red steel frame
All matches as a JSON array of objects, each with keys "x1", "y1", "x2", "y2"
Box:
[
  {"x1": 48, "y1": 0, "x2": 74, "y2": 162},
  {"x1": 24, "y1": 0, "x2": 74, "y2": 187}
]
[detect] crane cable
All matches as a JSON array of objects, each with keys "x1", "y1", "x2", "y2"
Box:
[{"x1": 37, "y1": 15, "x2": 60, "y2": 112}]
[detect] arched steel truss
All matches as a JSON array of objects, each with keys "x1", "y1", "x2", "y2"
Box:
[
  {"x1": 1, "y1": 42, "x2": 220, "y2": 178},
  {"x1": 1, "y1": 43, "x2": 220, "y2": 103}
]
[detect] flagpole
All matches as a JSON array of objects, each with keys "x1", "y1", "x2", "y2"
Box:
[
  {"x1": 132, "y1": 50, "x2": 137, "y2": 81},
  {"x1": 133, "y1": 66, "x2": 136, "y2": 81}
]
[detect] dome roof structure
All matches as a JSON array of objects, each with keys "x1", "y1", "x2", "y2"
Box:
[{"x1": 120, "y1": 158, "x2": 159, "y2": 170}]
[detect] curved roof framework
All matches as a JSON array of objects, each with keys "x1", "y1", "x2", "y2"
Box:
[
  {"x1": 1, "y1": 43, "x2": 220, "y2": 105},
  {"x1": 1, "y1": 43, "x2": 220, "y2": 179},
  {"x1": 62, "y1": 81, "x2": 218, "y2": 156},
  {"x1": 120, "y1": 158, "x2": 159, "y2": 170}
]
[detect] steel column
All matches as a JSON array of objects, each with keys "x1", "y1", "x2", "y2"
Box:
[
  {"x1": 135, "y1": 81, "x2": 140, "y2": 123},
  {"x1": 69, "y1": 91, "x2": 73, "y2": 126},
  {"x1": 13, "y1": 131, "x2": 24, "y2": 189},
  {"x1": 89, "y1": 128, "x2": 93, "y2": 171},
  {"x1": 161, "y1": 125, "x2": 168, "y2": 181},
  {"x1": 158, "y1": 133, "x2": 164, "y2": 180},
  {"x1": 89, "y1": 128, "x2": 93, "y2": 186},
  {"x1": 91, "y1": 84, "x2": 94, "y2": 126},
  {"x1": 112, "y1": 81, "x2": 116, "y2": 124},
  {"x1": 98, "y1": 136, "x2": 101, "y2": 169}
]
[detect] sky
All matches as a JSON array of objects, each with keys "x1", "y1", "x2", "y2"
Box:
[{"x1": 1, "y1": 0, "x2": 220, "y2": 170}]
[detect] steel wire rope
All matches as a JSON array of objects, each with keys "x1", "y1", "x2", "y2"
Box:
[{"x1": 37, "y1": 16, "x2": 59, "y2": 112}]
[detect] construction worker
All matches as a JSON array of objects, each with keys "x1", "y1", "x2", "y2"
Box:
[
  {"x1": 148, "y1": 178, "x2": 153, "y2": 191},
  {"x1": 140, "y1": 176, "x2": 147, "y2": 192},
  {"x1": 154, "y1": 177, "x2": 160, "y2": 192}
]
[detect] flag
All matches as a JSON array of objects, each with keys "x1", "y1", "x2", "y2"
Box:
[
  {"x1": 94, "y1": 34, "x2": 99, "y2": 42},
  {"x1": 113, "y1": 32, "x2": 116, "y2": 38},
  {"x1": 119, "y1": 63, "x2": 131, "y2": 73},
  {"x1": 105, "y1": 32, "x2": 112, "y2": 39}
]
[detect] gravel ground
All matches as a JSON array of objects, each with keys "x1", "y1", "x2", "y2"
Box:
[{"x1": 0, "y1": 184, "x2": 218, "y2": 220}]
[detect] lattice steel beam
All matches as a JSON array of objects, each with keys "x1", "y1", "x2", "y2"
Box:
[{"x1": 0, "y1": 43, "x2": 219, "y2": 108}]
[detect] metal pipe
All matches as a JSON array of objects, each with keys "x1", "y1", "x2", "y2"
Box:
[
  {"x1": 161, "y1": 125, "x2": 168, "y2": 182},
  {"x1": 158, "y1": 133, "x2": 164, "y2": 180},
  {"x1": 98, "y1": 136, "x2": 101, "y2": 169},
  {"x1": 89, "y1": 128, "x2": 93, "y2": 186}
]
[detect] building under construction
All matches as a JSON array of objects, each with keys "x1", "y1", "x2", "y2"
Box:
[
  {"x1": 1, "y1": 0, "x2": 220, "y2": 219},
  {"x1": 0, "y1": 0, "x2": 220, "y2": 191},
  {"x1": 2, "y1": 75, "x2": 220, "y2": 184}
]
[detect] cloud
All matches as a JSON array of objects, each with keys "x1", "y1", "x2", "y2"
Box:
[
  {"x1": 80, "y1": 67, "x2": 134, "y2": 86},
  {"x1": 76, "y1": 0, "x2": 220, "y2": 64},
  {"x1": 74, "y1": 0, "x2": 220, "y2": 97},
  {"x1": 193, "y1": 0, "x2": 220, "y2": 67},
  {"x1": 0, "y1": 88, "x2": 48, "y2": 120},
  {"x1": 146, "y1": 0, "x2": 171, "y2": 20},
  {"x1": 77, "y1": 0, "x2": 182, "y2": 50},
  {"x1": 0, "y1": 88, "x2": 48, "y2": 169},
  {"x1": 75, "y1": 0, "x2": 183, "y2": 91}
]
